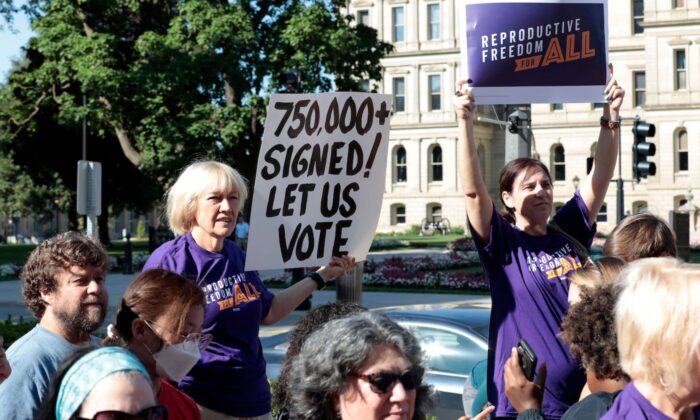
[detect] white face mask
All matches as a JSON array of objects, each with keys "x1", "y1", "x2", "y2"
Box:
[{"x1": 148, "y1": 339, "x2": 201, "y2": 382}]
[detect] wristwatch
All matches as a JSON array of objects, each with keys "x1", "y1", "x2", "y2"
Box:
[{"x1": 600, "y1": 116, "x2": 621, "y2": 129}]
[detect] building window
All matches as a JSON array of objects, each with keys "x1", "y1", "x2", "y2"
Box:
[
  {"x1": 633, "y1": 0, "x2": 644, "y2": 34},
  {"x1": 394, "y1": 146, "x2": 407, "y2": 183},
  {"x1": 552, "y1": 103, "x2": 563, "y2": 111},
  {"x1": 676, "y1": 129, "x2": 688, "y2": 171},
  {"x1": 357, "y1": 9, "x2": 369, "y2": 26},
  {"x1": 633, "y1": 71, "x2": 646, "y2": 107},
  {"x1": 428, "y1": 4, "x2": 440, "y2": 40},
  {"x1": 429, "y1": 75, "x2": 441, "y2": 111},
  {"x1": 587, "y1": 142, "x2": 597, "y2": 175},
  {"x1": 592, "y1": 102, "x2": 604, "y2": 109},
  {"x1": 675, "y1": 50, "x2": 686, "y2": 90},
  {"x1": 429, "y1": 145, "x2": 443, "y2": 182},
  {"x1": 552, "y1": 144, "x2": 566, "y2": 181},
  {"x1": 428, "y1": 203, "x2": 442, "y2": 223},
  {"x1": 673, "y1": 0, "x2": 685, "y2": 8},
  {"x1": 597, "y1": 203, "x2": 608, "y2": 222},
  {"x1": 632, "y1": 201, "x2": 648, "y2": 214},
  {"x1": 393, "y1": 77, "x2": 405, "y2": 112},
  {"x1": 392, "y1": 7, "x2": 405, "y2": 42},
  {"x1": 391, "y1": 204, "x2": 406, "y2": 225}
]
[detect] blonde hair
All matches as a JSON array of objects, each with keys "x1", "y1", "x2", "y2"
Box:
[
  {"x1": 615, "y1": 257, "x2": 700, "y2": 394},
  {"x1": 569, "y1": 256, "x2": 626, "y2": 289},
  {"x1": 166, "y1": 160, "x2": 248, "y2": 235}
]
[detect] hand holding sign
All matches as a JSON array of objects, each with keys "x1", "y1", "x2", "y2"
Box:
[
  {"x1": 454, "y1": 80, "x2": 476, "y2": 123},
  {"x1": 604, "y1": 63, "x2": 625, "y2": 116},
  {"x1": 317, "y1": 255, "x2": 357, "y2": 283}
]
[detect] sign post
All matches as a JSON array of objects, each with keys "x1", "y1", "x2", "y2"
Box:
[{"x1": 77, "y1": 160, "x2": 102, "y2": 237}]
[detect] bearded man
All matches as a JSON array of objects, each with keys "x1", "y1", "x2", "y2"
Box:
[{"x1": 0, "y1": 231, "x2": 109, "y2": 419}]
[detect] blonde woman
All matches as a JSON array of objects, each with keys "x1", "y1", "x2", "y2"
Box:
[{"x1": 144, "y1": 160, "x2": 354, "y2": 419}]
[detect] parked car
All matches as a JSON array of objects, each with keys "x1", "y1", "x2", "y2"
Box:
[{"x1": 261, "y1": 305, "x2": 490, "y2": 420}]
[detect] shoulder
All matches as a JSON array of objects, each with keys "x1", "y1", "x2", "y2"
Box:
[
  {"x1": 7, "y1": 326, "x2": 71, "y2": 360},
  {"x1": 144, "y1": 235, "x2": 191, "y2": 269},
  {"x1": 159, "y1": 381, "x2": 200, "y2": 416}
]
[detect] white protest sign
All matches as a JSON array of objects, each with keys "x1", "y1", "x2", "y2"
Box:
[{"x1": 245, "y1": 92, "x2": 392, "y2": 271}]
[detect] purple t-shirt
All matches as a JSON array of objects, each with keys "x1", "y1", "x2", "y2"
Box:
[
  {"x1": 143, "y1": 233, "x2": 275, "y2": 417},
  {"x1": 475, "y1": 192, "x2": 593, "y2": 419},
  {"x1": 600, "y1": 382, "x2": 700, "y2": 419}
]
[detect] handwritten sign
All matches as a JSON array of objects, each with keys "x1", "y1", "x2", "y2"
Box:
[
  {"x1": 460, "y1": 0, "x2": 609, "y2": 104},
  {"x1": 245, "y1": 92, "x2": 392, "y2": 271}
]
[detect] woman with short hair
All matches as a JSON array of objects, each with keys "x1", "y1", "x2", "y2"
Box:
[
  {"x1": 600, "y1": 257, "x2": 700, "y2": 419},
  {"x1": 454, "y1": 67, "x2": 625, "y2": 418},
  {"x1": 602, "y1": 213, "x2": 677, "y2": 261},
  {"x1": 144, "y1": 160, "x2": 354, "y2": 419},
  {"x1": 288, "y1": 312, "x2": 432, "y2": 420}
]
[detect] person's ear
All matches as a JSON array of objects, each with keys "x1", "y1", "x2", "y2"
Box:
[
  {"x1": 131, "y1": 318, "x2": 149, "y2": 342},
  {"x1": 39, "y1": 288, "x2": 56, "y2": 306},
  {"x1": 502, "y1": 190, "x2": 515, "y2": 211}
]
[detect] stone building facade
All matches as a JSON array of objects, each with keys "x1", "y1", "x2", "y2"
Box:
[{"x1": 349, "y1": 0, "x2": 700, "y2": 242}]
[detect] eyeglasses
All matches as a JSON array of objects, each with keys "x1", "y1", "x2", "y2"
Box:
[
  {"x1": 75, "y1": 405, "x2": 168, "y2": 420},
  {"x1": 144, "y1": 320, "x2": 212, "y2": 351},
  {"x1": 354, "y1": 366, "x2": 423, "y2": 395}
]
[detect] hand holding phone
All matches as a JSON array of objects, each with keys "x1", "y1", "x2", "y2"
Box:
[{"x1": 517, "y1": 339, "x2": 537, "y2": 381}]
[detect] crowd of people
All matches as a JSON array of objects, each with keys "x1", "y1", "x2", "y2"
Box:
[{"x1": 0, "y1": 68, "x2": 698, "y2": 420}]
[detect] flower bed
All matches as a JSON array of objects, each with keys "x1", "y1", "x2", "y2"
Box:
[{"x1": 261, "y1": 253, "x2": 487, "y2": 291}]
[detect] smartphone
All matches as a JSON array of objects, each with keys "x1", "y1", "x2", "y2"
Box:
[{"x1": 517, "y1": 339, "x2": 538, "y2": 381}]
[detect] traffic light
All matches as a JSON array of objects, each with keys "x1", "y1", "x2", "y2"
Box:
[{"x1": 632, "y1": 119, "x2": 656, "y2": 181}]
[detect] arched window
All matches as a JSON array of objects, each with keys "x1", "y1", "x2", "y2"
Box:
[
  {"x1": 587, "y1": 142, "x2": 597, "y2": 174},
  {"x1": 429, "y1": 144, "x2": 443, "y2": 182},
  {"x1": 391, "y1": 204, "x2": 406, "y2": 225},
  {"x1": 676, "y1": 129, "x2": 688, "y2": 172},
  {"x1": 394, "y1": 146, "x2": 407, "y2": 183},
  {"x1": 551, "y1": 144, "x2": 566, "y2": 181},
  {"x1": 427, "y1": 203, "x2": 442, "y2": 223}
]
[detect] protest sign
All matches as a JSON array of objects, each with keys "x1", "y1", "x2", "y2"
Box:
[
  {"x1": 245, "y1": 92, "x2": 392, "y2": 271},
  {"x1": 460, "y1": 0, "x2": 609, "y2": 104}
]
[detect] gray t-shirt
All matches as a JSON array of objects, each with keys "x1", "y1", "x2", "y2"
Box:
[{"x1": 0, "y1": 325, "x2": 78, "y2": 419}]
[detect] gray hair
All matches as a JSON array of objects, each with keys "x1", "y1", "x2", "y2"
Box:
[{"x1": 288, "y1": 312, "x2": 433, "y2": 419}]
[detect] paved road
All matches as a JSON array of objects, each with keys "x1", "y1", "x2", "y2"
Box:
[{"x1": 0, "y1": 248, "x2": 491, "y2": 335}]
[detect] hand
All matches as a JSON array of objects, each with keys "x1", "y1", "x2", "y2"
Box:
[
  {"x1": 454, "y1": 79, "x2": 476, "y2": 123},
  {"x1": 458, "y1": 403, "x2": 495, "y2": 420},
  {"x1": 604, "y1": 63, "x2": 624, "y2": 117},
  {"x1": 0, "y1": 336, "x2": 11, "y2": 384},
  {"x1": 503, "y1": 347, "x2": 547, "y2": 413},
  {"x1": 317, "y1": 255, "x2": 355, "y2": 282}
]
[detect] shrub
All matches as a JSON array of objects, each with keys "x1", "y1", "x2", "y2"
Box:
[
  {"x1": 0, "y1": 316, "x2": 37, "y2": 347},
  {"x1": 447, "y1": 238, "x2": 477, "y2": 254},
  {"x1": 370, "y1": 238, "x2": 407, "y2": 251}
]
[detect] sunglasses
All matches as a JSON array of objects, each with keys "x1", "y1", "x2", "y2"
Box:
[
  {"x1": 354, "y1": 366, "x2": 423, "y2": 395},
  {"x1": 75, "y1": 405, "x2": 167, "y2": 420}
]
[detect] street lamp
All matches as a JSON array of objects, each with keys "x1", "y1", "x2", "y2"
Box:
[
  {"x1": 54, "y1": 197, "x2": 61, "y2": 234},
  {"x1": 572, "y1": 175, "x2": 580, "y2": 191}
]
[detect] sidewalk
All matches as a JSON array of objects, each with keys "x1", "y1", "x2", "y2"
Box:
[{"x1": 0, "y1": 248, "x2": 490, "y2": 334}]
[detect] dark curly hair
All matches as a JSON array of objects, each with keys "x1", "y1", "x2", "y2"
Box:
[
  {"x1": 21, "y1": 231, "x2": 108, "y2": 319},
  {"x1": 273, "y1": 302, "x2": 368, "y2": 414},
  {"x1": 560, "y1": 283, "x2": 629, "y2": 382}
]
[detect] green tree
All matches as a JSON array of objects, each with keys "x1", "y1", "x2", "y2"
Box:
[{"x1": 0, "y1": 0, "x2": 392, "y2": 242}]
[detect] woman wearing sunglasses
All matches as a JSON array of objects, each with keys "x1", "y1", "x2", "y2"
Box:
[
  {"x1": 39, "y1": 345, "x2": 166, "y2": 420},
  {"x1": 288, "y1": 312, "x2": 432, "y2": 420},
  {"x1": 103, "y1": 269, "x2": 208, "y2": 420}
]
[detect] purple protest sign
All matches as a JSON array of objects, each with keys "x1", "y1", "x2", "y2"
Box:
[{"x1": 460, "y1": 0, "x2": 609, "y2": 104}]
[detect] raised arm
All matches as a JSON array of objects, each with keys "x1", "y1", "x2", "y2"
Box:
[
  {"x1": 579, "y1": 64, "x2": 625, "y2": 225},
  {"x1": 455, "y1": 80, "x2": 493, "y2": 243}
]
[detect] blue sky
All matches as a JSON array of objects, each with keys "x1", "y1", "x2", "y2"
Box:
[{"x1": 0, "y1": 12, "x2": 33, "y2": 83}]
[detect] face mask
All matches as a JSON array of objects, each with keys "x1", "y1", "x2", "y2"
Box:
[{"x1": 147, "y1": 339, "x2": 201, "y2": 382}]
